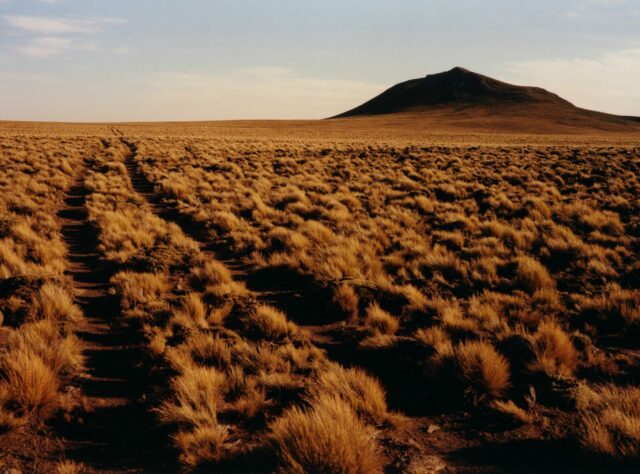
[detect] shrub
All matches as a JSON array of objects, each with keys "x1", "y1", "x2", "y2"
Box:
[
  {"x1": 244, "y1": 305, "x2": 297, "y2": 340},
  {"x1": 7, "y1": 320, "x2": 85, "y2": 378},
  {"x1": 455, "y1": 340, "x2": 510, "y2": 402},
  {"x1": 333, "y1": 284, "x2": 359, "y2": 321},
  {"x1": 310, "y1": 364, "x2": 388, "y2": 421},
  {"x1": 364, "y1": 303, "x2": 399, "y2": 335},
  {"x1": 30, "y1": 283, "x2": 83, "y2": 326},
  {"x1": 157, "y1": 366, "x2": 226, "y2": 428},
  {"x1": 269, "y1": 394, "x2": 382, "y2": 474},
  {"x1": 513, "y1": 256, "x2": 555, "y2": 293},
  {"x1": 529, "y1": 321, "x2": 577, "y2": 377},
  {"x1": 0, "y1": 351, "x2": 60, "y2": 422},
  {"x1": 575, "y1": 384, "x2": 640, "y2": 461}
]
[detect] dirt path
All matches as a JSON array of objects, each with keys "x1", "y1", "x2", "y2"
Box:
[
  {"x1": 57, "y1": 170, "x2": 173, "y2": 473},
  {"x1": 121, "y1": 140, "x2": 249, "y2": 277}
]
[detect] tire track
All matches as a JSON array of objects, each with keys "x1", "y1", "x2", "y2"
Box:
[
  {"x1": 119, "y1": 138, "x2": 357, "y2": 361},
  {"x1": 57, "y1": 163, "x2": 173, "y2": 473}
]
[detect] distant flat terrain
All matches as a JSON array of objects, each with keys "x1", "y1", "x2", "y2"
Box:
[{"x1": 2, "y1": 118, "x2": 640, "y2": 143}]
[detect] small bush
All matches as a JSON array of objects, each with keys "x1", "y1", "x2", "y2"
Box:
[
  {"x1": 157, "y1": 366, "x2": 226, "y2": 428},
  {"x1": 455, "y1": 340, "x2": 510, "y2": 402},
  {"x1": 0, "y1": 351, "x2": 60, "y2": 422},
  {"x1": 244, "y1": 305, "x2": 297, "y2": 340},
  {"x1": 269, "y1": 394, "x2": 382, "y2": 474},
  {"x1": 30, "y1": 283, "x2": 83, "y2": 325},
  {"x1": 364, "y1": 303, "x2": 399, "y2": 335},
  {"x1": 529, "y1": 321, "x2": 577, "y2": 377},
  {"x1": 310, "y1": 364, "x2": 388, "y2": 421},
  {"x1": 576, "y1": 384, "x2": 640, "y2": 461},
  {"x1": 513, "y1": 256, "x2": 555, "y2": 293},
  {"x1": 333, "y1": 284, "x2": 359, "y2": 321}
]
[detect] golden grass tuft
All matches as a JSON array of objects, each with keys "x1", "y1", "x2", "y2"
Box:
[
  {"x1": 157, "y1": 365, "x2": 226, "y2": 428},
  {"x1": 513, "y1": 256, "x2": 555, "y2": 293},
  {"x1": 310, "y1": 364, "x2": 388, "y2": 421},
  {"x1": 529, "y1": 321, "x2": 577, "y2": 377},
  {"x1": 172, "y1": 423, "x2": 229, "y2": 467},
  {"x1": 269, "y1": 394, "x2": 382, "y2": 474},
  {"x1": 455, "y1": 340, "x2": 511, "y2": 402},
  {"x1": 333, "y1": 284, "x2": 359, "y2": 321},
  {"x1": 243, "y1": 304, "x2": 298, "y2": 340},
  {"x1": 7, "y1": 320, "x2": 85, "y2": 378},
  {"x1": 491, "y1": 399, "x2": 534, "y2": 425},
  {"x1": 157, "y1": 365, "x2": 230, "y2": 465},
  {"x1": 575, "y1": 384, "x2": 640, "y2": 461},
  {"x1": 30, "y1": 282, "x2": 83, "y2": 326},
  {"x1": 55, "y1": 461, "x2": 86, "y2": 474},
  {"x1": 0, "y1": 351, "x2": 60, "y2": 422},
  {"x1": 364, "y1": 303, "x2": 399, "y2": 335}
]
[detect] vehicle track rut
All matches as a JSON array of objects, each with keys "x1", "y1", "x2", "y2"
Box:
[
  {"x1": 119, "y1": 138, "x2": 353, "y2": 354},
  {"x1": 58, "y1": 165, "x2": 173, "y2": 473}
]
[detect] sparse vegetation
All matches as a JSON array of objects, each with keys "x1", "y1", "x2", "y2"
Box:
[
  {"x1": 1, "y1": 123, "x2": 638, "y2": 472},
  {"x1": 0, "y1": 137, "x2": 88, "y2": 470}
]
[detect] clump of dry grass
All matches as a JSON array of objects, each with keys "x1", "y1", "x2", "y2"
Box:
[
  {"x1": 529, "y1": 321, "x2": 577, "y2": 377},
  {"x1": 7, "y1": 320, "x2": 85, "y2": 378},
  {"x1": 576, "y1": 284, "x2": 640, "y2": 332},
  {"x1": 157, "y1": 366, "x2": 229, "y2": 465},
  {"x1": 269, "y1": 394, "x2": 382, "y2": 474},
  {"x1": 0, "y1": 351, "x2": 60, "y2": 424},
  {"x1": 30, "y1": 283, "x2": 83, "y2": 326},
  {"x1": 192, "y1": 259, "x2": 248, "y2": 300},
  {"x1": 364, "y1": 303, "x2": 399, "y2": 335},
  {"x1": 491, "y1": 399, "x2": 534, "y2": 425},
  {"x1": 309, "y1": 364, "x2": 388, "y2": 421},
  {"x1": 333, "y1": 284, "x2": 359, "y2": 320},
  {"x1": 172, "y1": 423, "x2": 229, "y2": 467},
  {"x1": 55, "y1": 461, "x2": 86, "y2": 474},
  {"x1": 111, "y1": 271, "x2": 171, "y2": 321},
  {"x1": 170, "y1": 292, "x2": 211, "y2": 332},
  {"x1": 513, "y1": 256, "x2": 555, "y2": 293},
  {"x1": 454, "y1": 340, "x2": 511, "y2": 402},
  {"x1": 575, "y1": 384, "x2": 640, "y2": 461},
  {"x1": 243, "y1": 305, "x2": 298, "y2": 340}
]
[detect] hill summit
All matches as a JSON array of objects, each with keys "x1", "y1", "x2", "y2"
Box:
[
  {"x1": 335, "y1": 67, "x2": 573, "y2": 117},
  {"x1": 331, "y1": 67, "x2": 640, "y2": 133}
]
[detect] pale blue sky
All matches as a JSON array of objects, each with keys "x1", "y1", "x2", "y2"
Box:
[{"x1": 1, "y1": 0, "x2": 639, "y2": 121}]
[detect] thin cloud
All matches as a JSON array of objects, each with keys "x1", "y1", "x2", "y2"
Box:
[
  {"x1": 17, "y1": 36, "x2": 72, "y2": 57},
  {"x1": 3, "y1": 15, "x2": 126, "y2": 34},
  {"x1": 16, "y1": 36, "x2": 131, "y2": 58},
  {"x1": 3, "y1": 14, "x2": 128, "y2": 58},
  {"x1": 501, "y1": 47, "x2": 640, "y2": 115}
]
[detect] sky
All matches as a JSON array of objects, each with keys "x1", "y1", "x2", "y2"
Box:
[{"x1": 0, "y1": 0, "x2": 639, "y2": 122}]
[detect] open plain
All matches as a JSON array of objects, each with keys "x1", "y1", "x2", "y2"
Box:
[{"x1": 0, "y1": 115, "x2": 638, "y2": 473}]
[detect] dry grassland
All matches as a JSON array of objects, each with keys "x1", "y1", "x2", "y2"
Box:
[
  {"x1": 0, "y1": 122, "x2": 639, "y2": 473},
  {"x1": 0, "y1": 136, "x2": 92, "y2": 470}
]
